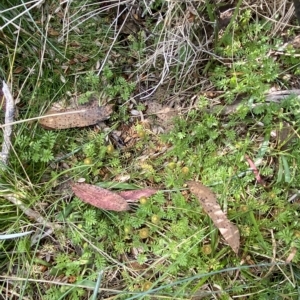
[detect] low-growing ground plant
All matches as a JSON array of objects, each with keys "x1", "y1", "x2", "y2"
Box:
[{"x1": 1, "y1": 0, "x2": 300, "y2": 299}]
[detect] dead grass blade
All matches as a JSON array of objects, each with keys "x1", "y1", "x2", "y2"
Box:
[{"x1": 187, "y1": 181, "x2": 240, "y2": 254}]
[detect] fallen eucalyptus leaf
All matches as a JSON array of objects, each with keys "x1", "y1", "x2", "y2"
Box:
[
  {"x1": 187, "y1": 181, "x2": 240, "y2": 254},
  {"x1": 96, "y1": 182, "x2": 140, "y2": 190},
  {"x1": 71, "y1": 183, "x2": 129, "y2": 211},
  {"x1": 118, "y1": 188, "x2": 157, "y2": 201},
  {"x1": 39, "y1": 105, "x2": 113, "y2": 129}
]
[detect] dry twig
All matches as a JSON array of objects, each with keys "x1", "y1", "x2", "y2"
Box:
[
  {"x1": 0, "y1": 81, "x2": 61, "y2": 243},
  {"x1": 0, "y1": 81, "x2": 14, "y2": 166}
]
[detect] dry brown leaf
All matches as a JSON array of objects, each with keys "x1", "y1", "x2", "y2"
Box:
[
  {"x1": 285, "y1": 247, "x2": 297, "y2": 264},
  {"x1": 187, "y1": 181, "x2": 240, "y2": 254},
  {"x1": 71, "y1": 183, "x2": 129, "y2": 211},
  {"x1": 39, "y1": 104, "x2": 113, "y2": 129},
  {"x1": 48, "y1": 28, "x2": 60, "y2": 36},
  {"x1": 118, "y1": 188, "x2": 157, "y2": 201},
  {"x1": 276, "y1": 121, "x2": 296, "y2": 149},
  {"x1": 146, "y1": 100, "x2": 178, "y2": 131},
  {"x1": 13, "y1": 66, "x2": 24, "y2": 74}
]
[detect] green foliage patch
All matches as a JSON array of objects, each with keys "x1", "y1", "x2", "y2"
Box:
[{"x1": 1, "y1": 2, "x2": 300, "y2": 300}]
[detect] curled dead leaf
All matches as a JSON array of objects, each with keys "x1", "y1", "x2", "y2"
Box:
[
  {"x1": 71, "y1": 183, "x2": 129, "y2": 211},
  {"x1": 187, "y1": 181, "x2": 240, "y2": 254}
]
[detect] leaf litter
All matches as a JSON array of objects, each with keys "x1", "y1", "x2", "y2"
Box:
[
  {"x1": 39, "y1": 93, "x2": 113, "y2": 129},
  {"x1": 72, "y1": 182, "x2": 130, "y2": 211},
  {"x1": 187, "y1": 181, "x2": 240, "y2": 254},
  {"x1": 71, "y1": 182, "x2": 157, "y2": 211},
  {"x1": 118, "y1": 188, "x2": 157, "y2": 201}
]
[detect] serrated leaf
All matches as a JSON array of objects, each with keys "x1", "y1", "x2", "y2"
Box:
[
  {"x1": 187, "y1": 181, "x2": 240, "y2": 254},
  {"x1": 71, "y1": 183, "x2": 129, "y2": 211}
]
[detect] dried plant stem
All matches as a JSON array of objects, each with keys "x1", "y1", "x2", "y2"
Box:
[
  {"x1": 1, "y1": 81, "x2": 61, "y2": 239},
  {"x1": 0, "y1": 81, "x2": 14, "y2": 166},
  {"x1": 4, "y1": 194, "x2": 61, "y2": 232}
]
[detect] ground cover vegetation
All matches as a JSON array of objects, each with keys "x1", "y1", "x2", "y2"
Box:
[{"x1": 1, "y1": 0, "x2": 300, "y2": 299}]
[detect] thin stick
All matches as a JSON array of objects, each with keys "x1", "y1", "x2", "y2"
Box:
[
  {"x1": 4, "y1": 194, "x2": 61, "y2": 232},
  {"x1": 1, "y1": 81, "x2": 61, "y2": 240},
  {"x1": 0, "y1": 82, "x2": 14, "y2": 165}
]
